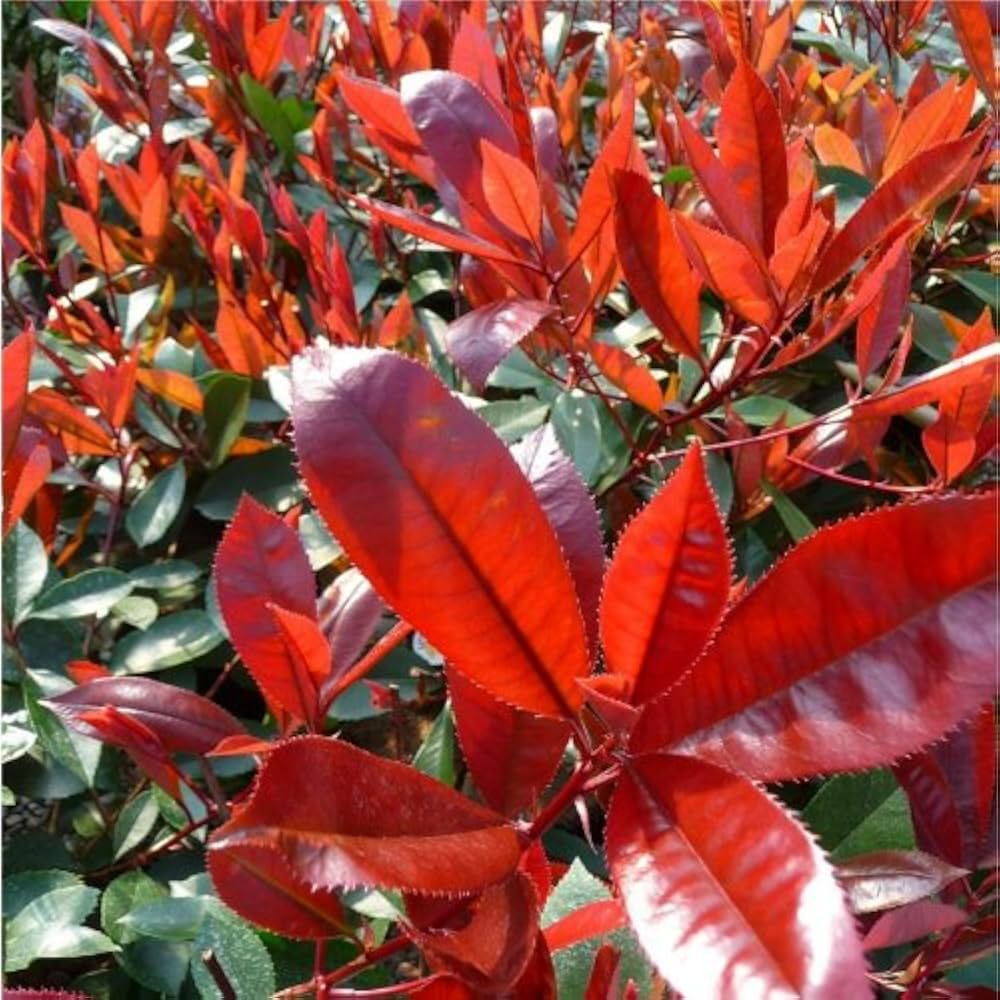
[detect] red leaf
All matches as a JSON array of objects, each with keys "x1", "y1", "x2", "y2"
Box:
[
  {"x1": 862, "y1": 899, "x2": 967, "y2": 951},
  {"x1": 444, "y1": 298, "x2": 555, "y2": 392},
  {"x1": 631, "y1": 494, "x2": 998, "y2": 781},
  {"x1": 267, "y1": 604, "x2": 332, "y2": 728},
  {"x1": 606, "y1": 753, "x2": 867, "y2": 998},
  {"x1": 58, "y1": 202, "x2": 126, "y2": 274},
  {"x1": 408, "y1": 871, "x2": 539, "y2": 993},
  {"x1": 447, "y1": 665, "x2": 569, "y2": 818},
  {"x1": 511, "y1": 424, "x2": 605, "y2": 655},
  {"x1": 450, "y1": 12, "x2": 504, "y2": 109},
  {"x1": 215, "y1": 495, "x2": 322, "y2": 724},
  {"x1": 358, "y1": 194, "x2": 527, "y2": 267},
  {"x1": 601, "y1": 442, "x2": 731, "y2": 705},
  {"x1": 855, "y1": 239, "x2": 912, "y2": 380},
  {"x1": 943, "y1": 1, "x2": 995, "y2": 105},
  {"x1": 614, "y1": 173, "x2": 701, "y2": 360},
  {"x1": 2, "y1": 432, "x2": 52, "y2": 536},
  {"x1": 543, "y1": 899, "x2": 627, "y2": 952},
  {"x1": 44, "y1": 676, "x2": 244, "y2": 755},
  {"x1": 135, "y1": 368, "x2": 204, "y2": 413},
  {"x1": 584, "y1": 943, "x2": 623, "y2": 1000},
  {"x1": 768, "y1": 209, "x2": 830, "y2": 303},
  {"x1": 836, "y1": 850, "x2": 967, "y2": 915},
  {"x1": 2, "y1": 328, "x2": 33, "y2": 463},
  {"x1": 480, "y1": 140, "x2": 542, "y2": 245},
  {"x1": 716, "y1": 59, "x2": 788, "y2": 255},
  {"x1": 26, "y1": 387, "x2": 116, "y2": 455},
  {"x1": 209, "y1": 735, "x2": 521, "y2": 895},
  {"x1": 809, "y1": 124, "x2": 987, "y2": 294},
  {"x1": 291, "y1": 347, "x2": 590, "y2": 718},
  {"x1": 589, "y1": 341, "x2": 663, "y2": 415},
  {"x1": 674, "y1": 213, "x2": 776, "y2": 327}
]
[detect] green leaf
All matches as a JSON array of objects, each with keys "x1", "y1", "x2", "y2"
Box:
[
  {"x1": 661, "y1": 164, "x2": 694, "y2": 185},
  {"x1": 794, "y1": 29, "x2": 869, "y2": 69},
  {"x1": 203, "y1": 374, "x2": 251, "y2": 469},
  {"x1": 111, "y1": 610, "x2": 224, "y2": 674},
  {"x1": 541, "y1": 860, "x2": 652, "y2": 999},
  {"x1": 112, "y1": 790, "x2": 160, "y2": 860},
  {"x1": 1, "y1": 715, "x2": 37, "y2": 766},
  {"x1": 551, "y1": 390, "x2": 603, "y2": 485},
  {"x1": 111, "y1": 595, "x2": 159, "y2": 630},
  {"x1": 29, "y1": 568, "x2": 134, "y2": 620},
  {"x1": 411, "y1": 702, "x2": 456, "y2": 786},
  {"x1": 129, "y1": 560, "x2": 203, "y2": 591},
  {"x1": 126, "y1": 464, "x2": 186, "y2": 548},
  {"x1": 761, "y1": 481, "x2": 815, "y2": 542},
  {"x1": 803, "y1": 769, "x2": 916, "y2": 859},
  {"x1": 241, "y1": 74, "x2": 296, "y2": 160},
  {"x1": 117, "y1": 896, "x2": 211, "y2": 941},
  {"x1": 909, "y1": 303, "x2": 959, "y2": 362},
  {"x1": 120, "y1": 938, "x2": 193, "y2": 995},
  {"x1": 3, "y1": 522, "x2": 48, "y2": 626},
  {"x1": 816, "y1": 165, "x2": 874, "y2": 227},
  {"x1": 191, "y1": 910, "x2": 276, "y2": 1000},
  {"x1": 3, "y1": 870, "x2": 82, "y2": 919},
  {"x1": 23, "y1": 670, "x2": 102, "y2": 788},
  {"x1": 724, "y1": 396, "x2": 814, "y2": 428},
  {"x1": 101, "y1": 870, "x2": 168, "y2": 946},
  {"x1": 951, "y1": 270, "x2": 997, "y2": 309},
  {"x1": 477, "y1": 398, "x2": 549, "y2": 443},
  {"x1": 195, "y1": 447, "x2": 303, "y2": 521}
]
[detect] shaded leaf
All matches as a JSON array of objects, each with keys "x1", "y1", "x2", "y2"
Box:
[{"x1": 126, "y1": 463, "x2": 185, "y2": 548}]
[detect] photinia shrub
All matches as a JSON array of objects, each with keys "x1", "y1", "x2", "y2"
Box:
[{"x1": 2, "y1": 1, "x2": 997, "y2": 997}]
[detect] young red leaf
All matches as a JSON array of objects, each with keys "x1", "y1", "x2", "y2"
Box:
[
  {"x1": 444, "y1": 298, "x2": 555, "y2": 392},
  {"x1": 606, "y1": 753, "x2": 867, "y2": 999},
  {"x1": 855, "y1": 238, "x2": 912, "y2": 380},
  {"x1": 768, "y1": 209, "x2": 830, "y2": 302},
  {"x1": 26, "y1": 387, "x2": 116, "y2": 455},
  {"x1": 674, "y1": 213, "x2": 776, "y2": 327},
  {"x1": 209, "y1": 735, "x2": 521, "y2": 895},
  {"x1": 614, "y1": 173, "x2": 701, "y2": 360},
  {"x1": 836, "y1": 850, "x2": 967, "y2": 915},
  {"x1": 809, "y1": 124, "x2": 988, "y2": 294},
  {"x1": 480, "y1": 140, "x2": 543, "y2": 245},
  {"x1": 716, "y1": 59, "x2": 788, "y2": 255},
  {"x1": 511, "y1": 424, "x2": 605, "y2": 653},
  {"x1": 862, "y1": 900, "x2": 967, "y2": 952},
  {"x1": 58, "y1": 202, "x2": 126, "y2": 274},
  {"x1": 631, "y1": 493, "x2": 998, "y2": 781},
  {"x1": 447, "y1": 665, "x2": 569, "y2": 818},
  {"x1": 542, "y1": 900, "x2": 627, "y2": 952},
  {"x1": 215, "y1": 495, "x2": 322, "y2": 724},
  {"x1": 2, "y1": 328, "x2": 33, "y2": 463},
  {"x1": 291, "y1": 347, "x2": 590, "y2": 718},
  {"x1": 589, "y1": 341, "x2": 663, "y2": 415},
  {"x1": 267, "y1": 604, "x2": 332, "y2": 728},
  {"x1": 135, "y1": 368, "x2": 204, "y2": 413},
  {"x1": 584, "y1": 943, "x2": 623, "y2": 1000},
  {"x1": 44, "y1": 676, "x2": 244, "y2": 755},
  {"x1": 942, "y1": 1, "x2": 995, "y2": 105},
  {"x1": 407, "y1": 871, "x2": 539, "y2": 993},
  {"x1": 600, "y1": 443, "x2": 731, "y2": 705}
]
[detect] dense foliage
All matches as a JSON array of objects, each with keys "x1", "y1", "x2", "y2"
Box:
[{"x1": 2, "y1": 1, "x2": 997, "y2": 998}]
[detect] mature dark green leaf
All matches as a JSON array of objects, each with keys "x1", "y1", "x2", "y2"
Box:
[{"x1": 126, "y1": 463, "x2": 186, "y2": 548}]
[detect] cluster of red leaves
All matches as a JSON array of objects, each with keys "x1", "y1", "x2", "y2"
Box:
[{"x1": 4, "y1": 1, "x2": 998, "y2": 998}]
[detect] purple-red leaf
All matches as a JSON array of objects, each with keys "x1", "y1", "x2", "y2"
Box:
[
  {"x1": 862, "y1": 899, "x2": 967, "y2": 951},
  {"x1": 215, "y1": 496, "x2": 321, "y2": 724},
  {"x1": 317, "y1": 567, "x2": 385, "y2": 681},
  {"x1": 631, "y1": 494, "x2": 998, "y2": 780},
  {"x1": 601, "y1": 443, "x2": 731, "y2": 705},
  {"x1": 836, "y1": 850, "x2": 967, "y2": 915},
  {"x1": 606, "y1": 753, "x2": 867, "y2": 998},
  {"x1": 44, "y1": 676, "x2": 244, "y2": 755},
  {"x1": 291, "y1": 347, "x2": 590, "y2": 718},
  {"x1": 614, "y1": 173, "x2": 701, "y2": 360},
  {"x1": 209, "y1": 735, "x2": 520, "y2": 895},
  {"x1": 511, "y1": 425, "x2": 604, "y2": 654},
  {"x1": 445, "y1": 299, "x2": 555, "y2": 392}
]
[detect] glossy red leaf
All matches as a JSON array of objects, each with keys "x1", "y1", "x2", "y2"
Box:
[
  {"x1": 26, "y1": 387, "x2": 116, "y2": 456},
  {"x1": 401, "y1": 70, "x2": 517, "y2": 227},
  {"x1": 2, "y1": 328, "x2": 33, "y2": 463},
  {"x1": 606, "y1": 753, "x2": 867, "y2": 999},
  {"x1": 584, "y1": 943, "x2": 624, "y2": 1000},
  {"x1": 674, "y1": 213, "x2": 775, "y2": 327},
  {"x1": 614, "y1": 173, "x2": 701, "y2": 360},
  {"x1": 135, "y1": 367, "x2": 204, "y2": 413},
  {"x1": 447, "y1": 665, "x2": 569, "y2": 818},
  {"x1": 601, "y1": 442, "x2": 731, "y2": 705},
  {"x1": 943, "y1": 0, "x2": 995, "y2": 104},
  {"x1": 589, "y1": 341, "x2": 663, "y2": 415},
  {"x1": 267, "y1": 604, "x2": 331, "y2": 728},
  {"x1": 58, "y1": 202, "x2": 126, "y2": 274},
  {"x1": 208, "y1": 838, "x2": 350, "y2": 940},
  {"x1": 209, "y1": 735, "x2": 521, "y2": 895},
  {"x1": 480, "y1": 140, "x2": 542, "y2": 246},
  {"x1": 444, "y1": 298, "x2": 555, "y2": 392},
  {"x1": 631, "y1": 494, "x2": 998, "y2": 781},
  {"x1": 291, "y1": 347, "x2": 590, "y2": 718},
  {"x1": 768, "y1": 209, "x2": 830, "y2": 302},
  {"x1": 511, "y1": 424, "x2": 604, "y2": 654},
  {"x1": 717, "y1": 59, "x2": 788, "y2": 255},
  {"x1": 215, "y1": 495, "x2": 321, "y2": 724},
  {"x1": 862, "y1": 899, "x2": 966, "y2": 951},
  {"x1": 836, "y1": 851, "x2": 967, "y2": 915},
  {"x1": 543, "y1": 900, "x2": 627, "y2": 952},
  {"x1": 44, "y1": 676, "x2": 244, "y2": 755},
  {"x1": 809, "y1": 124, "x2": 987, "y2": 294},
  {"x1": 408, "y1": 871, "x2": 539, "y2": 993},
  {"x1": 855, "y1": 238, "x2": 912, "y2": 380},
  {"x1": 317, "y1": 567, "x2": 385, "y2": 681},
  {"x1": 2, "y1": 431, "x2": 52, "y2": 536}
]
